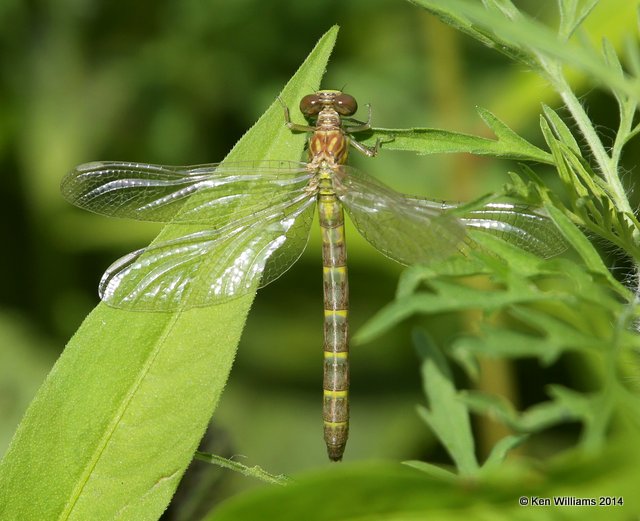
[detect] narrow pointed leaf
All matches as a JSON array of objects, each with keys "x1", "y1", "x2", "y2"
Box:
[
  {"x1": 363, "y1": 114, "x2": 552, "y2": 164},
  {"x1": 0, "y1": 26, "x2": 338, "y2": 520},
  {"x1": 541, "y1": 104, "x2": 581, "y2": 155}
]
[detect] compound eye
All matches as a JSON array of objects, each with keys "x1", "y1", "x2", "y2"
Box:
[
  {"x1": 334, "y1": 93, "x2": 357, "y2": 115},
  {"x1": 299, "y1": 94, "x2": 322, "y2": 116}
]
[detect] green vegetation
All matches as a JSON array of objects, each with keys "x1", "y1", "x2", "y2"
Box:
[{"x1": 1, "y1": 0, "x2": 639, "y2": 519}]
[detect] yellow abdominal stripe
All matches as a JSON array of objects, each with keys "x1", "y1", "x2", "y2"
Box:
[
  {"x1": 324, "y1": 351, "x2": 347, "y2": 359},
  {"x1": 324, "y1": 420, "x2": 348, "y2": 427},
  {"x1": 323, "y1": 389, "x2": 348, "y2": 398},
  {"x1": 324, "y1": 309, "x2": 347, "y2": 317},
  {"x1": 323, "y1": 265, "x2": 347, "y2": 275}
]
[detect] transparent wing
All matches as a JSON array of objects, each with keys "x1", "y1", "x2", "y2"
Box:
[
  {"x1": 334, "y1": 167, "x2": 468, "y2": 265},
  {"x1": 61, "y1": 160, "x2": 312, "y2": 224},
  {"x1": 99, "y1": 191, "x2": 316, "y2": 311},
  {"x1": 405, "y1": 198, "x2": 567, "y2": 258}
]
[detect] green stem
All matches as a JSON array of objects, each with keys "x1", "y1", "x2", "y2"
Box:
[
  {"x1": 194, "y1": 451, "x2": 291, "y2": 485},
  {"x1": 552, "y1": 74, "x2": 632, "y2": 216},
  {"x1": 534, "y1": 57, "x2": 629, "y2": 213},
  {"x1": 538, "y1": 59, "x2": 640, "y2": 286}
]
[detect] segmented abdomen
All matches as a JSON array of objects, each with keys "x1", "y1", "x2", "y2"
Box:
[{"x1": 318, "y1": 192, "x2": 349, "y2": 461}]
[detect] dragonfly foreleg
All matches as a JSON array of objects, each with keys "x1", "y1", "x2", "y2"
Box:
[
  {"x1": 343, "y1": 104, "x2": 373, "y2": 134},
  {"x1": 278, "y1": 96, "x2": 316, "y2": 133},
  {"x1": 349, "y1": 137, "x2": 383, "y2": 158}
]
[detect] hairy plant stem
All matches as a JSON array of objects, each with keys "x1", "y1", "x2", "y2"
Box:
[
  {"x1": 553, "y1": 74, "x2": 632, "y2": 216},
  {"x1": 538, "y1": 58, "x2": 640, "y2": 291}
]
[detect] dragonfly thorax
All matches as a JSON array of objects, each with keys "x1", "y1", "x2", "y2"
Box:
[
  {"x1": 308, "y1": 129, "x2": 350, "y2": 168},
  {"x1": 314, "y1": 108, "x2": 343, "y2": 130}
]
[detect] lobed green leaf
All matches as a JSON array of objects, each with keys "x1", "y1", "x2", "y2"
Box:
[{"x1": 414, "y1": 331, "x2": 479, "y2": 476}]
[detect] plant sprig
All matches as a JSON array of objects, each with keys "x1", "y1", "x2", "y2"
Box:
[{"x1": 359, "y1": 0, "x2": 640, "y2": 478}]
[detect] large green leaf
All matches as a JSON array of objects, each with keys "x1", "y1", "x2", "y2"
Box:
[{"x1": 0, "y1": 26, "x2": 338, "y2": 521}]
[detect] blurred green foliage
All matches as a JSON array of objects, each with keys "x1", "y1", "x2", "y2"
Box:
[{"x1": 1, "y1": 0, "x2": 640, "y2": 517}]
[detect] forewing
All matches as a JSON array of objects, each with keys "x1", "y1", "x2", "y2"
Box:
[
  {"x1": 334, "y1": 167, "x2": 468, "y2": 265},
  {"x1": 406, "y1": 198, "x2": 567, "y2": 258},
  {"x1": 99, "y1": 192, "x2": 316, "y2": 311},
  {"x1": 61, "y1": 160, "x2": 311, "y2": 224}
]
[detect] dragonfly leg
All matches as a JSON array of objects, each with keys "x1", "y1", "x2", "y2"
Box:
[
  {"x1": 277, "y1": 96, "x2": 316, "y2": 133},
  {"x1": 344, "y1": 104, "x2": 372, "y2": 134},
  {"x1": 345, "y1": 103, "x2": 394, "y2": 157},
  {"x1": 349, "y1": 136, "x2": 387, "y2": 158}
]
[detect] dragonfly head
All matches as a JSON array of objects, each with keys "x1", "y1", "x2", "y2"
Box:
[{"x1": 300, "y1": 90, "x2": 358, "y2": 119}]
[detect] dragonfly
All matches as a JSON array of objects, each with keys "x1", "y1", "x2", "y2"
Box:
[{"x1": 61, "y1": 90, "x2": 566, "y2": 461}]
